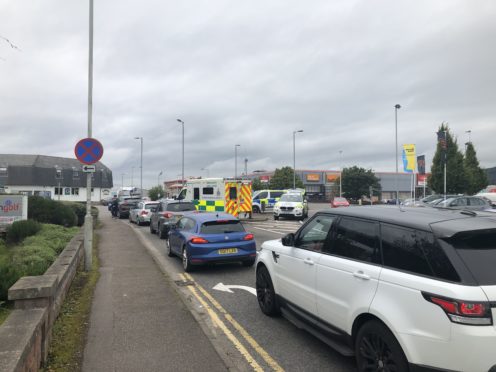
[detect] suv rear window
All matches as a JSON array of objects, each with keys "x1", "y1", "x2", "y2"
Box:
[
  {"x1": 166, "y1": 202, "x2": 196, "y2": 212},
  {"x1": 200, "y1": 220, "x2": 245, "y2": 234},
  {"x1": 444, "y1": 230, "x2": 496, "y2": 285}
]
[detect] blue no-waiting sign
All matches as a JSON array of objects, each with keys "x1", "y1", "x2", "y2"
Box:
[{"x1": 75, "y1": 138, "x2": 104, "y2": 165}]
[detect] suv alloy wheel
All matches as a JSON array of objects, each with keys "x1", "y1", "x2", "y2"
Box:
[
  {"x1": 256, "y1": 266, "x2": 280, "y2": 316},
  {"x1": 355, "y1": 320, "x2": 408, "y2": 372}
]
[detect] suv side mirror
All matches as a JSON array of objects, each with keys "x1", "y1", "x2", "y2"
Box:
[{"x1": 281, "y1": 233, "x2": 295, "y2": 247}]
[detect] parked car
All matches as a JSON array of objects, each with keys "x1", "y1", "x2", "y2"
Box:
[
  {"x1": 255, "y1": 206, "x2": 496, "y2": 372},
  {"x1": 273, "y1": 193, "x2": 308, "y2": 220},
  {"x1": 116, "y1": 196, "x2": 141, "y2": 219},
  {"x1": 434, "y1": 196, "x2": 491, "y2": 211},
  {"x1": 167, "y1": 212, "x2": 256, "y2": 271},
  {"x1": 149, "y1": 200, "x2": 197, "y2": 239},
  {"x1": 129, "y1": 201, "x2": 159, "y2": 225},
  {"x1": 425, "y1": 195, "x2": 460, "y2": 206},
  {"x1": 330, "y1": 197, "x2": 350, "y2": 208}
]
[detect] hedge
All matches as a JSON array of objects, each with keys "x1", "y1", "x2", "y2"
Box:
[
  {"x1": 0, "y1": 224, "x2": 79, "y2": 301},
  {"x1": 6, "y1": 220, "x2": 42, "y2": 244},
  {"x1": 28, "y1": 196, "x2": 77, "y2": 227}
]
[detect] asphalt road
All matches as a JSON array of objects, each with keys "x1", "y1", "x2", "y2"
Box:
[{"x1": 126, "y1": 202, "x2": 356, "y2": 371}]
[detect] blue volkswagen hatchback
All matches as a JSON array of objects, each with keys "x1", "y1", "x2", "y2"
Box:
[{"x1": 166, "y1": 212, "x2": 257, "y2": 272}]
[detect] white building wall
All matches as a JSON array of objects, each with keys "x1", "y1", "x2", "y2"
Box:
[{"x1": 4, "y1": 185, "x2": 111, "y2": 203}]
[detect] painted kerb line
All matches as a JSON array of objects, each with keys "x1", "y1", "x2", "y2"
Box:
[
  {"x1": 178, "y1": 274, "x2": 263, "y2": 372},
  {"x1": 184, "y1": 273, "x2": 284, "y2": 372}
]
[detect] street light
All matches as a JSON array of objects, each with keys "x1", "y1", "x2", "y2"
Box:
[
  {"x1": 293, "y1": 130, "x2": 303, "y2": 189},
  {"x1": 234, "y1": 144, "x2": 241, "y2": 179},
  {"x1": 339, "y1": 150, "x2": 343, "y2": 197},
  {"x1": 134, "y1": 137, "x2": 143, "y2": 196},
  {"x1": 177, "y1": 119, "x2": 185, "y2": 187},
  {"x1": 394, "y1": 104, "x2": 401, "y2": 205}
]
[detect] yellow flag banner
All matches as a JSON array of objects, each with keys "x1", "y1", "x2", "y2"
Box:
[{"x1": 402, "y1": 144, "x2": 416, "y2": 173}]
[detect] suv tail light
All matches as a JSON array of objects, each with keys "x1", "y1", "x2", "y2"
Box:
[
  {"x1": 422, "y1": 292, "x2": 493, "y2": 325},
  {"x1": 162, "y1": 212, "x2": 173, "y2": 218},
  {"x1": 190, "y1": 237, "x2": 208, "y2": 244},
  {"x1": 140, "y1": 210, "x2": 148, "y2": 216},
  {"x1": 243, "y1": 233, "x2": 254, "y2": 241}
]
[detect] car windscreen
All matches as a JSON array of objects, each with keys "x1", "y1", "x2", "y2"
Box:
[
  {"x1": 280, "y1": 194, "x2": 302, "y2": 202},
  {"x1": 145, "y1": 203, "x2": 158, "y2": 210},
  {"x1": 200, "y1": 220, "x2": 245, "y2": 234},
  {"x1": 444, "y1": 230, "x2": 496, "y2": 285},
  {"x1": 166, "y1": 202, "x2": 196, "y2": 212}
]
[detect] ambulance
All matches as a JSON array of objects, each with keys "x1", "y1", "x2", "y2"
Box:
[{"x1": 177, "y1": 178, "x2": 252, "y2": 217}]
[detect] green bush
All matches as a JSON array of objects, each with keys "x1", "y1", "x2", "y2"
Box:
[
  {"x1": 6, "y1": 220, "x2": 42, "y2": 244},
  {"x1": 0, "y1": 224, "x2": 79, "y2": 301},
  {"x1": 28, "y1": 196, "x2": 77, "y2": 227},
  {"x1": 64, "y1": 202, "x2": 86, "y2": 226}
]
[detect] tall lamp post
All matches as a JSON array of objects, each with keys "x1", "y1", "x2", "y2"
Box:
[
  {"x1": 293, "y1": 130, "x2": 303, "y2": 189},
  {"x1": 339, "y1": 150, "x2": 343, "y2": 197},
  {"x1": 134, "y1": 137, "x2": 143, "y2": 196},
  {"x1": 177, "y1": 119, "x2": 185, "y2": 187},
  {"x1": 234, "y1": 144, "x2": 241, "y2": 179},
  {"x1": 394, "y1": 104, "x2": 401, "y2": 205}
]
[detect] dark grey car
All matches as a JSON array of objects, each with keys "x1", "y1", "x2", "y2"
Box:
[{"x1": 149, "y1": 201, "x2": 196, "y2": 239}]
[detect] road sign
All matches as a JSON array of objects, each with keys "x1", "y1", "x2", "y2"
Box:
[
  {"x1": 82, "y1": 164, "x2": 96, "y2": 173},
  {"x1": 75, "y1": 138, "x2": 104, "y2": 165}
]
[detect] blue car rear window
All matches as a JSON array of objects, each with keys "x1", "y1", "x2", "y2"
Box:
[{"x1": 201, "y1": 220, "x2": 245, "y2": 234}]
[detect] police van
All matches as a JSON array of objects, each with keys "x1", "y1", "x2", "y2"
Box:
[
  {"x1": 177, "y1": 178, "x2": 252, "y2": 217},
  {"x1": 252, "y1": 190, "x2": 287, "y2": 213}
]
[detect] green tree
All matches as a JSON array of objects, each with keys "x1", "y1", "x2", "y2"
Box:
[
  {"x1": 251, "y1": 178, "x2": 264, "y2": 191},
  {"x1": 464, "y1": 142, "x2": 488, "y2": 195},
  {"x1": 148, "y1": 186, "x2": 164, "y2": 201},
  {"x1": 428, "y1": 123, "x2": 466, "y2": 194},
  {"x1": 269, "y1": 166, "x2": 304, "y2": 189},
  {"x1": 341, "y1": 166, "x2": 381, "y2": 200}
]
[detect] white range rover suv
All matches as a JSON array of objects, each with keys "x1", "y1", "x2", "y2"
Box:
[{"x1": 256, "y1": 206, "x2": 496, "y2": 372}]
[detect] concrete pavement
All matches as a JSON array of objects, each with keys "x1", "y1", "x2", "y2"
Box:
[{"x1": 82, "y1": 207, "x2": 228, "y2": 372}]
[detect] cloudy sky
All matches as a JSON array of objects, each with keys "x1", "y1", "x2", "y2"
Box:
[{"x1": 1, "y1": 0, "x2": 495, "y2": 188}]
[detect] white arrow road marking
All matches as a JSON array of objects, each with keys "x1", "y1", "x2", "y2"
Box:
[{"x1": 213, "y1": 282, "x2": 257, "y2": 296}]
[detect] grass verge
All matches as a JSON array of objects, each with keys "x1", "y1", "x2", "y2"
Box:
[{"x1": 42, "y1": 227, "x2": 101, "y2": 372}]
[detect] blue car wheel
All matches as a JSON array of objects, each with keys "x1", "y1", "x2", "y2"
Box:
[
  {"x1": 166, "y1": 238, "x2": 174, "y2": 257},
  {"x1": 182, "y1": 246, "x2": 194, "y2": 272}
]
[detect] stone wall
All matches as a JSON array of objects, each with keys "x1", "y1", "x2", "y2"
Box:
[{"x1": 0, "y1": 231, "x2": 84, "y2": 372}]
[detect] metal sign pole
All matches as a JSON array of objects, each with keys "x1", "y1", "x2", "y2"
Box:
[{"x1": 84, "y1": 0, "x2": 94, "y2": 271}]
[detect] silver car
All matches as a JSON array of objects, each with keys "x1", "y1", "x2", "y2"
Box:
[
  {"x1": 129, "y1": 201, "x2": 159, "y2": 225},
  {"x1": 434, "y1": 196, "x2": 491, "y2": 211}
]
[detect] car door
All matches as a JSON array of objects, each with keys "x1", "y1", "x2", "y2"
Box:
[
  {"x1": 169, "y1": 217, "x2": 188, "y2": 255},
  {"x1": 316, "y1": 217, "x2": 382, "y2": 333},
  {"x1": 273, "y1": 214, "x2": 334, "y2": 315}
]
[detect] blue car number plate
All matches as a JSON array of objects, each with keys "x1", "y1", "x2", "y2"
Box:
[{"x1": 218, "y1": 248, "x2": 238, "y2": 255}]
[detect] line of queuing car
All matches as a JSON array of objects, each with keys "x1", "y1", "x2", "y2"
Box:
[{"x1": 117, "y1": 192, "x2": 496, "y2": 371}]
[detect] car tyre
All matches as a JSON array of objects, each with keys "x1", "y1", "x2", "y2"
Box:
[
  {"x1": 150, "y1": 222, "x2": 156, "y2": 234},
  {"x1": 355, "y1": 320, "x2": 408, "y2": 372},
  {"x1": 182, "y1": 246, "x2": 194, "y2": 272},
  {"x1": 252, "y1": 205, "x2": 260, "y2": 214},
  {"x1": 273, "y1": 215, "x2": 279, "y2": 220},
  {"x1": 166, "y1": 238, "x2": 174, "y2": 257},
  {"x1": 256, "y1": 266, "x2": 280, "y2": 316},
  {"x1": 136, "y1": 217, "x2": 142, "y2": 226},
  {"x1": 242, "y1": 259, "x2": 255, "y2": 267},
  {"x1": 158, "y1": 224, "x2": 167, "y2": 239},
  {"x1": 117, "y1": 211, "x2": 122, "y2": 219}
]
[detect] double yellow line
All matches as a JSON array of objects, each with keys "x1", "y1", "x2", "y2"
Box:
[{"x1": 180, "y1": 273, "x2": 284, "y2": 372}]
